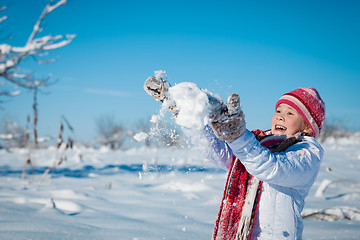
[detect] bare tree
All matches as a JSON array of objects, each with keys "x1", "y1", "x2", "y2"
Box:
[
  {"x1": 318, "y1": 118, "x2": 353, "y2": 143},
  {"x1": 0, "y1": 0, "x2": 75, "y2": 102},
  {"x1": 96, "y1": 115, "x2": 126, "y2": 150}
]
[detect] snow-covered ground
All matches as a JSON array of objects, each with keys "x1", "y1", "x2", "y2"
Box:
[{"x1": 0, "y1": 136, "x2": 360, "y2": 240}]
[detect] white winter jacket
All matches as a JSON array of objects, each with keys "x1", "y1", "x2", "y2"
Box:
[{"x1": 185, "y1": 127, "x2": 324, "y2": 240}]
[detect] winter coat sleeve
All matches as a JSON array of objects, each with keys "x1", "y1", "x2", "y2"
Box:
[
  {"x1": 182, "y1": 125, "x2": 234, "y2": 170},
  {"x1": 227, "y1": 129, "x2": 324, "y2": 189}
]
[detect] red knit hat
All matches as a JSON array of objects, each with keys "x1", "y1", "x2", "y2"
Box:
[{"x1": 275, "y1": 87, "x2": 325, "y2": 138}]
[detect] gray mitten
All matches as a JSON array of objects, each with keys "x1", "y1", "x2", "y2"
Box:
[
  {"x1": 144, "y1": 75, "x2": 178, "y2": 115},
  {"x1": 144, "y1": 75, "x2": 170, "y2": 102},
  {"x1": 210, "y1": 94, "x2": 246, "y2": 142}
]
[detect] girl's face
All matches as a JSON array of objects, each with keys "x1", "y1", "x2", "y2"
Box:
[{"x1": 271, "y1": 103, "x2": 307, "y2": 136}]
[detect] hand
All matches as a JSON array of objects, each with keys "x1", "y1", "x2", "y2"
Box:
[
  {"x1": 210, "y1": 94, "x2": 246, "y2": 142},
  {"x1": 144, "y1": 75, "x2": 178, "y2": 115},
  {"x1": 144, "y1": 75, "x2": 169, "y2": 102}
]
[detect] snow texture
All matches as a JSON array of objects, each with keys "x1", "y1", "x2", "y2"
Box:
[
  {"x1": 0, "y1": 138, "x2": 359, "y2": 239},
  {"x1": 168, "y1": 82, "x2": 212, "y2": 130}
]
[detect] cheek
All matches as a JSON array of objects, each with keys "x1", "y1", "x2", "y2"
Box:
[
  {"x1": 291, "y1": 118, "x2": 305, "y2": 131},
  {"x1": 271, "y1": 114, "x2": 277, "y2": 122},
  {"x1": 271, "y1": 115, "x2": 276, "y2": 128}
]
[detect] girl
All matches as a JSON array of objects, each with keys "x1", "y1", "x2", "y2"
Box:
[
  {"x1": 205, "y1": 87, "x2": 325, "y2": 239},
  {"x1": 144, "y1": 76, "x2": 325, "y2": 239}
]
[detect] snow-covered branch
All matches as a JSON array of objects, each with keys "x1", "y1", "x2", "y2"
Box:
[
  {"x1": 0, "y1": 15, "x2": 7, "y2": 23},
  {"x1": 0, "y1": 90, "x2": 20, "y2": 96},
  {"x1": 26, "y1": 0, "x2": 68, "y2": 46},
  {"x1": 0, "y1": 0, "x2": 75, "y2": 94},
  {"x1": 0, "y1": 5, "x2": 6, "y2": 24}
]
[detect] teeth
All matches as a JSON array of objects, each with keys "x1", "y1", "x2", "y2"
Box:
[{"x1": 276, "y1": 125, "x2": 286, "y2": 130}]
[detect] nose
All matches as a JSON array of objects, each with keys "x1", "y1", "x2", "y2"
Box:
[{"x1": 276, "y1": 114, "x2": 284, "y2": 121}]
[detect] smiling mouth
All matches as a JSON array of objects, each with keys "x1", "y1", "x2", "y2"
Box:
[{"x1": 275, "y1": 125, "x2": 287, "y2": 131}]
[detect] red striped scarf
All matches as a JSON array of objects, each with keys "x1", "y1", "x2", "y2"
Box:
[{"x1": 212, "y1": 130, "x2": 301, "y2": 240}]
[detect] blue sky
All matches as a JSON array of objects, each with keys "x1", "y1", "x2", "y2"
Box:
[{"x1": 1, "y1": 0, "x2": 360, "y2": 141}]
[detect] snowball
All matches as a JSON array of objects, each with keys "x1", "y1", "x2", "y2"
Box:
[{"x1": 168, "y1": 82, "x2": 211, "y2": 130}]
